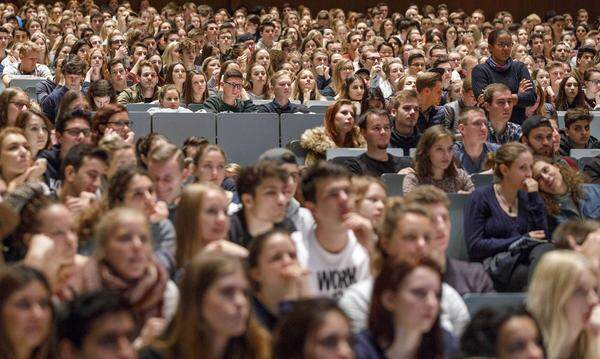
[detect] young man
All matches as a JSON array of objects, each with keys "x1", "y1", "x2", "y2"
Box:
[
  {"x1": 483, "y1": 83, "x2": 522, "y2": 144},
  {"x1": 201, "y1": 69, "x2": 257, "y2": 113},
  {"x1": 343, "y1": 109, "x2": 412, "y2": 176},
  {"x1": 546, "y1": 61, "x2": 565, "y2": 96},
  {"x1": 444, "y1": 78, "x2": 478, "y2": 130},
  {"x1": 258, "y1": 148, "x2": 314, "y2": 234},
  {"x1": 39, "y1": 109, "x2": 94, "y2": 192},
  {"x1": 57, "y1": 291, "x2": 137, "y2": 359},
  {"x1": 228, "y1": 161, "x2": 294, "y2": 248},
  {"x1": 559, "y1": 108, "x2": 599, "y2": 156},
  {"x1": 2, "y1": 41, "x2": 52, "y2": 85},
  {"x1": 108, "y1": 59, "x2": 129, "y2": 94},
  {"x1": 147, "y1": 143, "x2": 188, "y2": 223},
  {"x1": 389, "y1": 89, "x2": 421, "y2": 155},
  {"x1": 454, "y1": 107, "x2": 500, "y2": 174},
  {"x1": 116, "y1": 60, "x2": 161, "y2": 104},
  {"x1": 42, "y1": 56, "x2": 86, "y2": 123},
  {"x1": 407, "y1": 51, "x2": 426, "y2": 76},
  {"x1": 416, "y1": 71, "x2": 446, "y2": 133},
  {"x1": 521, "y1": 115, "x2": 579, "y2": 169},
  {"x1": 256, "y1": 73, "x2": 309, "y2": 114},
  {"x1": 256, "y1": 20, "x2": 276, "y2": 50},
  {"x1": 573, "y1": 46, "x2": 597, "y2": 83},
  {"x1": 59, "y1": 144, "x2": 108, "y2": 217},
  {"x1": 293, "y1": 162, "x2": 372, "y2": 299},
  {"x1": 403, "y1": 185, "x2": 495, "y2": 296}
]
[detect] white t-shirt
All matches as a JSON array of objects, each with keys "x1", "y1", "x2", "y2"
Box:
[
  {"x1": 292, "y1": 226, "x2": 371, "y2": 300},
  {"x1": 339, "y1": 278, "x2": 470, "y2": 338}
]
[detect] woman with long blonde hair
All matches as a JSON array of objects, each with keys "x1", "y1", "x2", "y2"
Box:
[{"x1": 528, "y1": 250, "x2": 600, "y2": 359}]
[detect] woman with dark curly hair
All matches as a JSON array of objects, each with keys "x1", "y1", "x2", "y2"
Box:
[{"x1": 532, "y1": 157, "x2": 600, "y2": 235}]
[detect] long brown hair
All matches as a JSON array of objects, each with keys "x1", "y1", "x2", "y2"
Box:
[
  {"x1": 323, "y1": 99, "x2": 363, "y2": 147},
  {"x1": 151, "y1": 254, "x2": 271, "y2": 359},
  {"x1": 534, "y1": 157, "x2": 584, "y2": 215},
  {"x1": 369, "y1": 257, "x2": 445, "y2": 358},
  {"x1": 175, "y1": 183, "x2": 228, "y2": 268},
  {"x1": 414, "y1": 125, "x2": 458, "y2": 180},
  {"x1": 0, "y1": 265, "x2": 55, "y2": 359}
]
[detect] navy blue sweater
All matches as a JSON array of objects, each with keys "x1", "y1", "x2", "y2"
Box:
[
  {"x1": 471, "y1": 60, "x2": 536, "y2": 125},
  {"x1": 464, "y1": 185, "x2": 548, "y2": 261}
]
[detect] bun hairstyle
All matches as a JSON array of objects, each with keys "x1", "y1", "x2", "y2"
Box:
[{"x1": 485, "y1": 142, "x2": 531, "y2": 179}]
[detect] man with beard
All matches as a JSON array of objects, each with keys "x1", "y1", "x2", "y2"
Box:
[
  {"x1": 389, "y1": 90, "x2": 421, "y2": 156},
  {"x1": 521, "y1": 115, "x2": 578, "y2": 169},
  {"x1": 342, "y1": 109, "x2": 412, "y2": 177}
]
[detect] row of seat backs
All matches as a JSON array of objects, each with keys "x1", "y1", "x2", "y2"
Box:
[{"x1": 128, "y1": 111, "x2": 324, "y2": 165}]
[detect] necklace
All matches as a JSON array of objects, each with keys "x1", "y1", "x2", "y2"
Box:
[{"x1": 494, "y1": 184, "x2": 518, "y2": 215}]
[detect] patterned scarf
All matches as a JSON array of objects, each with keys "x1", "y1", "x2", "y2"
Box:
[
  {"x1": 79, "y1": 257, "x2": 168, "y2": 327},
  {"x1": 487, "y1": 56, "x2": 513, "y2": 72}
]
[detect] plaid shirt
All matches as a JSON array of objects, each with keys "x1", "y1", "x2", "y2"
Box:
[{"x1": 487, "y1": 121, "x2": 522, "y2": 145}]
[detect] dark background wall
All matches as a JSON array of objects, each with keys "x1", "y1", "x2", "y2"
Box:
[{"x1": 145, "y1": 0, "x2": 596, "y2": 23}]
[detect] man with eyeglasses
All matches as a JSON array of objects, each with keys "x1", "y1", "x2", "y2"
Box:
[
  {"x1": 407, "y1": 52, "x2": 426, "y2": 76},
  {"x1": 2, "y1": 41, "x2": 52, "y2": 86},
  {"x1": 117, "y1": 60, "x2": 161, "y2": 104},
  {"x1": 39, "y1": 109, "x2": 94, "y2": 192},
  {"x1": 200, "y1": 69, "x2": 256, "y2": 113}
]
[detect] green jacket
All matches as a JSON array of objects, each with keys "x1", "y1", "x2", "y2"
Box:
[
  {"x1": 116, "y1": 84, "x2": 161, "y2": 104},
  {"x1": 200, "y1": 96, "x2": 257, "y2": 113}
]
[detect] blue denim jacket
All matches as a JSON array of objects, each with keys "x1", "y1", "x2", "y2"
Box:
[{"x1": 549, "y1": 184, "x2": 600, "y2": 235}]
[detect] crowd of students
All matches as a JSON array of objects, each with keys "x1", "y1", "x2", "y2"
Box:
[{"x1": 1, "y1": 1, "x2": 600, "y2": 358}]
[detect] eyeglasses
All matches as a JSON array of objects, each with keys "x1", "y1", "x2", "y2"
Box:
[
  {"x1": 64, "y1": 128, "x2": 91, "y2": 137},
  {"x1": 224, "y1": 81, "x2": 243, "y2": 90},
  {"x1": 107, "y1": 120, "x2": 131, "y2": 128},
  {"x1": 495, "y1": 42, "x2": 513, "y2": 48}
]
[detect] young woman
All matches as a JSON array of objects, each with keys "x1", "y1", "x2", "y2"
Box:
[
  {"x1": 175, "y1": 183, "x2": 246, "y2": 273},
  {"x1": 0, "y1": 127, "x2": 46, "y2": 192},
  {"x1": 403, "y1": 125, "x2": 474, "y2": 194},
  {"x1": 528, "y1": 250, "x2": 599, "y2": 359},
  {"x1": 245, "y1": 63, "x2": 270, "y2": 101},
  {"x1": 379, "y1": 59, "x2": 404, "y2": 98},
  {"x1": 15, "y1": 109, "x2": 52, "y2": 158},
  {"x1": 325, "y1": 59, "x2": 355, "y2": 98},
  {"x1": 337, "y1": 75, "x2": 367, "y2": 115},
  {"x1": 300, "y1": 99, "x2": 366, "y2": 166},
  {"x1": 247, "y1": 228, "x2": 310, "y2": 332},
  {"x1": 0, "y1": 265, "x2": 55, "y2": 359},
  {"x1": 555, "y1": 75, "x2": 588, "y2": 111},
  {"x1": 292, "y1": 69, "x2": 326, "y2": 104},
  {"x1": 76, "y1": 207, "x2": 178, "y2": 334},
  {"x1": 355, "y1": 257, "x2": 457, "y2": 359},
  {"x1": 461, "y1": 306, "x2": 544, "y2": 359},
  {"x1": 161, "y1": 42, "x2": 182, "y2": 70},
  {"x1": 147, "y1": 85, "x2": 192, "y2": 114},
  {"x1": 464, "y1": 142, "x2": 553, "y2": 291},
  {"x1": 251, "y1": 49, "x2": 272, "y2": 75},
  {"x1": 201, "y1": 56, "x2": 222, "y2": 94},
  {"x1": 532, "y1": 157, "x2": 600, "y2": 235},
  {"x1": 141, "y1": 253, "x2": 271, "y2": 359},
  {"x1": 0, "y1": 88, "x2": 30, "y2": 128},
  {"x1": 273, "y1": 298, "x2": 354, "y2": 359},
  {"x1": 5, "y1": 184, "x2": 85, "y2": 298},
  {"x1": 351, "y1": 176, "x2": 387, "y2": 229},
  {"x1": 183, "y1": 70, "x2": 209, "y2": 105},
  {"x1": 164, "y1": 62, "x2": 187, "y2": 94},
  {"x1": 92, "y1": 103, "x2": 134, "y2": 145},
  {"x1": 85, "y1": 48, "x2": 107, "y2": 83},
  {"x1": 471, "y1": 29, "x2": 536, "y2": 125},
  {"x1": 193, "y1": 144, "x2": 239, "y2": 205}
]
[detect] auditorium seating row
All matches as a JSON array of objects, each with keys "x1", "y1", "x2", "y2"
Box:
[{"x1": 129, "y1": 111, "x2": 324, "y2": 165}]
